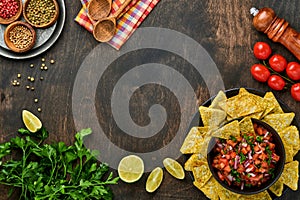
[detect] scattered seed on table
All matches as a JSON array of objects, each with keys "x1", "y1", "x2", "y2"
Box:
[
  {"x1": 44, "y1": 66, "x2": 48, "y2": 71},
  {"x1": 30, "y1": 77, "x2": 34, "y2": 82},
  {"x1": 27, "y1": 76, "x2": 31, "y2": 80},
  {"x1": 40, "y1": 66, "x2": 44, "y2": 70},
  {"x1": 30, "y1": 64, "x2": 34, "y2": 68},
  {"x1": 16, "y1": 82, "x2": 20, "y2": 86},
  {"x1": 41, "y1": 63, "x2": 45, "y2": 67},
  {"x1": 40, "y1": 77, "x2": 44, "y2": 81},
  {"x1": 17, "y1": 74, "x2": 21, "y2": 78},
  {"x1": 34, "y1": 98, "x2": 38, "y2": 103},
  {"x1": 41, "y1": 58, "x2": 45, "y2": 62},
  {"x1": 37, "y1": 108, "x2": 42, "y2": 112},
  {"x1": 26, "y1": 85, "x2": 30, "y2": 90},
  {"x1": 50, "y1": 59, "x2": 55, "y2": 64},
  {"x1": 31, "y1": 87, "x2": 35, "y2": 91}
]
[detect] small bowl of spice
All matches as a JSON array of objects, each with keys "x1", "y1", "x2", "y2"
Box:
[
  {"x1": 4, "y1": 21, "x2": 36, "y2": 53},
  {"x1": 23, "y1": 0, "x2": 59, "y2": 28},
  {"x1": 0, "y1": 0, "x2": 23, "y2": 24}
]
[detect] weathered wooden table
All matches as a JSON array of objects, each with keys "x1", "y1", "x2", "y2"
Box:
[{"x1": 1, "y1": 0, "x2": 300, "y2": 199}]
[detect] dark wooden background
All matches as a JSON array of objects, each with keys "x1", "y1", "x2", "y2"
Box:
[{"x1": 1, "y1": 0, "x2": 300, "y2": 199}]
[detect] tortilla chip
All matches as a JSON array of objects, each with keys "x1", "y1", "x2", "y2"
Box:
[
  {"x1": 239, "y1": 117, "x2": 255, "y2": 134},
  {"x1": 211, "y1": 120, "x2": 240, "y2": 139},
  {"x1": 184, "y1": 153, "x2": 207, "y2": 171},
  {"x1": 269, "y1": 179, "x2": 284, "y2": 197},
  {"x1": 194, "y1": 177, "x2": 219, "y2": 200},
  {"x1": 283, "y1": 141, "x2": 294, "y2": 163},
  {"x1": 192, "y1": 162, "x2": 212, "y2": 188},
  {"x1": 264, "y1": 92, "x2": 284, "y2": 114},
  {"x1": 279, "y1": 126, "x2": 300, "y2": 155},
  {"x1": 209, "y1": 90, "x2": 227, "y2": 110},
  {"x1": 281, "y1": 160, "x2": 299, "y2": 191},
  {"x1": 225, "y1": 90, "x2": 265, "y2": 119},
  {"x1": 262, "y1": 113, "x2": 295, "y2": 132},
  {"x1": 199, "y1": 106, "x2": 226, "y2": 127},
  {"x1": 216, "y1": 183, "x2": 241, "y2": 200},
  {"x1": 180, "y1": 127, "x2": 209, "y2": 154},
  {"x1": 199, "y1": 135, "x2": 213, "y2": 157},
  {"x1": 261, "y1": 99, "x2": 276, "y2": 118},
  {"x1": 239, "y1": 190, "x2": 271, "y2": 200}
]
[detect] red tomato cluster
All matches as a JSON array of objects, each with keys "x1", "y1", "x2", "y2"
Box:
[{"x1": 250, "y1": 41, "x2": 300, "y2": 101}]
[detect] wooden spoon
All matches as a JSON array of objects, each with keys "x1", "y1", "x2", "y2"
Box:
[
  {"x1": 88, "y1": 0, "x2": 112, "y2": 21},
  {"x1": 93, "y1": 0, "x2": 132, "y2": 42}
]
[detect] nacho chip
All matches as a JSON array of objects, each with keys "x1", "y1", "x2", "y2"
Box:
[
  {"x1": 194, "y1": 177, "x2": 219, "y2": 200},
  {"x1": 184, "y1": 153, "x2": 207, "y2": 171},
  {"x1": 281, "y1": 160, "x2": 299, "y2": 191},
  {"x1": 261, "y1": 99, "x2": 276, "y2": 118},
  {"x1": 216, "y1": 183, "x2": 241, "y2": 200},
  {"x1": 279, "y1": 126, "x2": 300, "y2": 155},
  {"x1": 211, "y1": 120, "x2": 240, "y2": 139},
  {"x1": 239, "y1": 190, "x2": 272, "y2": 200},
  {"x1": 209, "y1": 90, "x2": 227, "y2": 110},
  {"x1": 199, "y1": 135, "x2": 213, "y2": 157},
  {"x1": 180, "y1": 127, "x2": 209, "y2": 154},
  {"x1": 192, "y1": 162, "x2": 212, "y2": 188},
  {"x1": 283, "y1": 141, "x2": 294, "y2": 163},
  {"x1": 225, "y1": 90, "x2": 265, "y2": 119},
  {"x1": 199, "y1": 106, "x2": 226, "y2": 127},
  {"x1": 264, "y1": 92, "x2": 284, "y2": 114},
  {"x1": 263, "y1": 113, "x2": 295, "y2": 132},
  {"x1": 269, "y1": 178, "x2": 284, "y2": 197},
  {"x1": 239, "y1": 117, "x2": 255, "y2": 134}
]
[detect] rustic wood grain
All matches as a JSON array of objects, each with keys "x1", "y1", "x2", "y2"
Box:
[{"x1": 1, "y1": 0, "x2": 300, "y2": 199}]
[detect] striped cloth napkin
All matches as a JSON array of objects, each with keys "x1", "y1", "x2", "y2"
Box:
[{"x1": 75, "y1": 0, "x2": 160, "y2": 50}]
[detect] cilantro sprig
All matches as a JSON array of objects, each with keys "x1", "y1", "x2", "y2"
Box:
[{"x1": 0, "y1": 127, "x2": 119, "y2": 200}]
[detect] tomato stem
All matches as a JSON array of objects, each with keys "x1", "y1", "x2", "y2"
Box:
[{"x1": 262, "y1": 60, "x2": 296, "y2": 85}]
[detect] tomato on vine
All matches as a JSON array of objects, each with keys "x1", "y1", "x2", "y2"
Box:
[
  {"x1": 286, "y1": 62, "x2": 300, "y2": 81},
  {"x1": 253, "y1": 42, "x2": 272, "y2": 60},
  {"x1": 291, "y1": 83, "x2": 300, "y2": 101},
  {"x1": 269, "y1": 54, "x2": 287, "y2": 72},
  {"x1": 267, "y1": 75, "x2": 286, "y2": 91},
  {"x1": 250, "y1": 64, "x2": 270, "y2": 82}
]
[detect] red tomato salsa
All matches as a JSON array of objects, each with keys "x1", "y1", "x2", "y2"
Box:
[{"x1": 212, "y1": 123, "x2": 280, "y2": 190}]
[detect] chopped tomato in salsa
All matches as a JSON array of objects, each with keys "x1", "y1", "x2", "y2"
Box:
[{"x1": 212, "y1": 123, "x2": 280, "y2": 190}]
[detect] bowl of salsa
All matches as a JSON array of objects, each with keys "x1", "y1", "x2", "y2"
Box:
[{"x1": 207, "y1": 118, "x2": 285, "y2": 195}]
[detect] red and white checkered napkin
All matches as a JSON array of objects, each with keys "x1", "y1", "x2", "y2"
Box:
[{"x1": 75, "y1": 0, "x2": 160, "y2": 50}]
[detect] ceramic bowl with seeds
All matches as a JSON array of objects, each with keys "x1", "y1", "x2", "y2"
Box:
[
  {"x1": 0, "y1": 0, "x2": 23, "y2": 25},
  {"x1": 23, "y1": 0, "x2": 59, "y2": 28},
  {"x1": 4, "y1": 21, "x2": 36, "y2": 53}
]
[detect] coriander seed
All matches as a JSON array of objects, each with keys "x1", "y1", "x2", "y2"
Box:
[
  {"x1": 34, "y1": 98, "x2": 38, "y2": 103},
  {"x1": 50, "y1": 59, "x2": 55, "y2": 64},
  {"x1": 30, "y1": 77, "x2": 35, "y2": 82},
  {"x1": 26, "y1": 85, "x2": 30, "y2": 90},
  {"x1": 17, "y1": 74, "x2": 21, "y2": 78},
  {"x1": 37, "y1": 108, "x2": 42, "y2": 112},
  {"x1": 41, "y1": 58, "x2": 45, "y2": 62},
  {"x1": 31, "y1": 87, "x2": 35, "y2": 91},
  {"x1": 30, "y1": 64, "x2": 34, "y2": 68}
]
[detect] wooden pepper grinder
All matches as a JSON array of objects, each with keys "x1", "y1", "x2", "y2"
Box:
[{"x1": 250, "y1": 7, "x2": 300, "y2": 61}]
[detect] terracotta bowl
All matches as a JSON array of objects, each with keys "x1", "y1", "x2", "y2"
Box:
[
  {"x1": 0, "y1": 0, "x2": 23, "y2": 25},
  {"x1": 4, "y1": 21, "x2": 36, "y2": 53},
  {"x1": 23, "y1": 0, "x2": 59, "y2": 28}
]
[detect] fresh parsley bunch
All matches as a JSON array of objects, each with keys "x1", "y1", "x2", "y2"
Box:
[{"x1": 0, "y1": 128, "x2": 119, "y2": 200}]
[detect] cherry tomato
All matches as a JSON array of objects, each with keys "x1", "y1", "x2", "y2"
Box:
[
  {"x1": 267, "y1": 75, "x2": 285, "y2": 91},
  {"x1": 269, "y1": 54, "x2": 287, "y2": 72},
  {"x1": 286, "y1": 62, "x2": 300, "y2": 81},
  {"x1": 250, "y1": 64, "x2": 270, "y2": 82},
  {"x1": 291, "y1": 83, "x2": 300, "y2": 101},
  {"x1": 253, "y1": 42, "x2": 272, "y2": 60}
]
